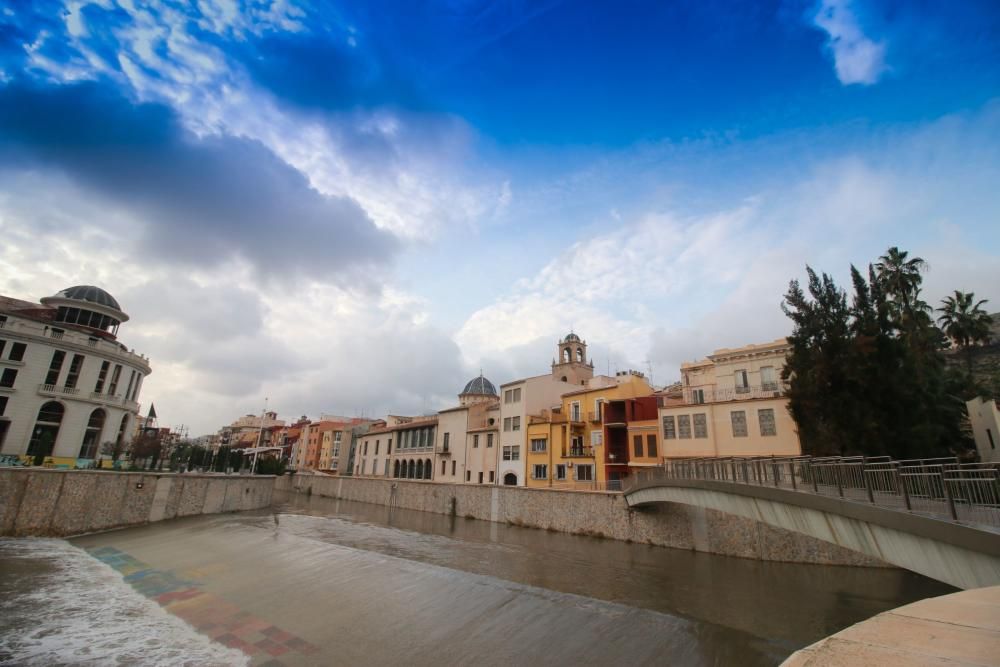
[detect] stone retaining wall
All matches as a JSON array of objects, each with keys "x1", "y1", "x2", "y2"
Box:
[
  {"x1": 0, "y1": 468, "x2": 274, "y2": 537},
  {"x1": 276, "y1": 474, "x2": 886, "y2": 567}
]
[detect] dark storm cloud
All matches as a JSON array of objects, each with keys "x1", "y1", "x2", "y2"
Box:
[{"x1": 0, "y1": 81, "x2": 397, "y2": 283}]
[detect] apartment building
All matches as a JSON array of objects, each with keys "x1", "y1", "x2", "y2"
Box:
[{"x1": 659, "y1": 338, "x2": 801, "y2": 458}]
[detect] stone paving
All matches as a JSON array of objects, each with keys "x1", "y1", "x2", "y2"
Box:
[
  {"x1": 88, "y1": 546, "x2": 320, "y2": 665},
  {"x1": 781, "y1": 585, "x2": 1000, "y2": 666}
]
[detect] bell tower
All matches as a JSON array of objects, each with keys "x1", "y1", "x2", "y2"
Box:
[{"x1": 551, "y1": 332, "x2": 594, "y2": 385}]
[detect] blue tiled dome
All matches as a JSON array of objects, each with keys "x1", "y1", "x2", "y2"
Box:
[{"x1": 462, "y1": 375, "x2": 497, "y2": 396}]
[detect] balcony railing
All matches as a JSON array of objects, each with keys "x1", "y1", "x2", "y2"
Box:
[
  {"x1": 683, "y1": 383, "x2": 788, "y2": 404},
  {"x1": 565, "y1": 446, "x2": 594, "y2": 458},
  {"x1": 437, "y1": 444, "x2": 451, "y2": 455},
  {"x1": 38, "y1": 384, "x2": 79, "y2": 396},
  {"x1": 588, "y1": 411, "x2": 602, "y2": 423}
]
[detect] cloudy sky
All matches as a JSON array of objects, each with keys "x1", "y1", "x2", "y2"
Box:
[{"x1": 1, "y1": 1, "x2": 998, "y2": 435}]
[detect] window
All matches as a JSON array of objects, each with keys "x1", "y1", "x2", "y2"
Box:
[
  {"x1": 555, "y1": 464, "x2": 566, "y2": 480},
  {"x1": 503, "y1": 417, "x2": 512, "y2": 432},
  {"x1": 758, "y1": 409, "x2": 777, "y2": 437},
  {"x1": 93, "y1": 361, "x2": 110, "y2": 393},
  {"x1": 731, "y1": 411, "x2": 748, "y2": 437},
  {"x1": 452, "y1": 461, "x2": 457, "y2": 475},
  {"x1": 0, "y1": 340, "x2": 4, "y2": 357},
  {"x1": 513, "y1": 388, "x2": 521, "y2": 402},
  {"x1": 419, "y1": 429, "x2": 427, "y2": 447},
  {"x1": 443, "y1": 432, "x2": 450, "y2": 451},
  {"x1": 375, "y1": 439, "x2": 380, "y2": 455},
  {"x1": 691, "y1": 389, "x2": 705, "y2": 404},
  {"x1": 333, "y1": 442, "x2": 340, "y2": 457},
  {"x1": 633, "y1": 434, "x2": 643, "y2": 457},
  {"x1": 502, "y1": 445, "x2": 520, "y2": 461},
  {"x1": 364, "y1": 441, "x2": 369, "y2": 455},
  {"x1": 489, "y1": 471, "x2": 495, "y2": 483},
  {"x1": 987, "y1": 428, "x2": 995, "y2": 450},
  {"x1": 591, "y1": 430, "x2": 603, "y2": 446},
  {"x1": 530, "y1": 438, "x2": 546, "y2": 453},
  {"x1": 79, "y1": 408, "x2": 106, "y2": 459},
  {"x1": 647, "y1": 434, "x2": 658, "y2": 458},
  {"x1": 570, "y1": 435, "x2": 584, "y2": 454},
  {"x1": 9, "y1": 342, "x2": 25, "y2": 361},
  {"x1": 44, "y1": 350, "x2": 65, "y2": 386},
  {"x1": 505, "y1": 389, "x2": 513, "y2": 403},
  {"x1": 487, "y1": 433, "x2": 494, "y2": 448},
  {"x1": 0, "y1": 396, "x2": 7, "y2": 415},
  {"x1": 372, "y1": 459, "x2": 379, "y2": 475},
  {"x1": 0, "y1": 368, "x2": 16, "y2": 388},
  {"x1": 735, "y1": 369, "x2": 749, "y2": 393},
  {"x1": 442, "y1": 460, "x2": 447, "y2": 475},
  {"x1": 473, "y1": 434, "x2": 479, "y2": 448},
  {"x1": 108, "y1": 365, "x2": 122, "y2": 395},
  {"x1": 27, "y1": 401, "x2": 64, "y2": 461},
  {"x1": 594, "y1": 398, "x2": 604, "y2": 420},
  {"x1": 663, "y1": 416, "x2": 676, "y2": 439},
  {"x1": 575, "y1": 464, "x2": 594, "y2": 481},
  {"x1": 63, "y1": 354, "x2": 85, "y2": 390},
  {"x1": 466, "y1": 470, "x2": 471, "y2": 482},
  {"x1": 385, "y1": 460, "x2": 390, "y2": 476},
  {"x1": 761, "y1": 366, "x2": 777, "y2": 391},
  {"x1": 693, "y1": 413, "x2": 708, "y2": 438},
  {"x1": 678, "y1": 415, "x2": 692, "y2": 439},
  {"x1": 478, "y1": 472, "x2": 484, "y2": 483},
  {"x1": 123, "y1": 368, "x2": 135, "y2": 399},
  {"x1": 532, "y1": 464, "x2": 547, "y2": 480},
  {"x1": 335, "y1": 431, "x2": 342, "y2": 443},
  {"x1": 570, "y1": 402, "x2": 581, "y2": 422},
  {"x1": 512, "y1": 416, "x2": 521, "y2": 431},
  {"x1": 129, "y1": 375, "x2": 142, "y2": 401}
]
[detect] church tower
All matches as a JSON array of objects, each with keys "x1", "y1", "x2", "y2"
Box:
[{"x1": 551, "y1": 332, "x2": 594, "y2": 385}]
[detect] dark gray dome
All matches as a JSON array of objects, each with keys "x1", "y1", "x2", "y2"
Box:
[
  {"x1": 462, "y1": 375, "x2": 497, "y2": 396},
  {"x1": 564, "y1": 332, "x2": 581, "y2": 343},
  {"x1": 54, "y1": 285, "x2": 121, "y2": 311}
]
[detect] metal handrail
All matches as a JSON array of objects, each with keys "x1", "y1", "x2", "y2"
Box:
[{"x1": 626, "y1": 455, "x2": 999, "y2": 530}]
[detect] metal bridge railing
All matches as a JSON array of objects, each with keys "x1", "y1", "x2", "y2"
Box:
[{"x1": 624, "y1": 455, "x2": 1000, "y2": 531}]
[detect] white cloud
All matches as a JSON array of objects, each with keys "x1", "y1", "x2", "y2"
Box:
[{"x1": 813, "y1": 0, "x2": 888, "y2": 85}]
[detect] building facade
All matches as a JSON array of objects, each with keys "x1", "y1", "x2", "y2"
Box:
[
  {"x1": 658, "y1": 339, "x2": 801, "y2": 458},
  {"x1": 967, "y1": 397, "x2": 999, "y2": 463},
  {"x1": 0, "y1": 286, "x2": 151, "y2": 466}
]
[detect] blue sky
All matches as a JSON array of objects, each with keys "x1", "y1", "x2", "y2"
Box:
[{"x1": 1, "y1": 0, "x2": 998, "y2": 433}]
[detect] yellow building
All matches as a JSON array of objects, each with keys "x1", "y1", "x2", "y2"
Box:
[
  {"x1": 526, "y1": 371, "x2": 652, "y2": 490},
  {"x1": 659, "y1": 338, "x2": 801, "y2": 458}
]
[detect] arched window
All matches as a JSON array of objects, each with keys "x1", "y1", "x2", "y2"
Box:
[
  {"x1": 503, "y1": 472, "x2": 518, "y2": 486},
  {"x1": 576, "y1": 347, "x2": 584, "y2": 362},
  {"x1": 115, "y1": 413, "x2": 130, "y2": 448},
  {"x1": 28, "y1": 401, "x2": 65, "y2": 464},
  {"x1": 563, "y1": 348, "x2": 571, "y2": 363},
  {"x1": 393, "y1": 460, "x2": 400, "y2": 478},
  {"x1": 561, "y1": 376, "x2": 567, "y2": 382},
  {"x1": 424, "y1": 458, "x2": 432, "y2": 479},
  {"x1": 416, "y1": 459, "x2": 424, "y2": 479},
  {"x1": 408, "y1": 459, "x2": 416, "y2": 478},
  {"x1": 78, "y1": 408, "x2": 106, "y2": 459}
]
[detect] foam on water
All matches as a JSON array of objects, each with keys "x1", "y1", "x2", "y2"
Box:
[{"x1": 0, "y1": 538, "x2": 247, "y2": 667}]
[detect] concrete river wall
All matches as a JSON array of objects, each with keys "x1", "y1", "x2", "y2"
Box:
[
  {"x1": 277, "y1": 474, "x2": 887, "y2": 567},
  {"x1": 0, "y1": 468, "x2": 274, "y2": 537}
]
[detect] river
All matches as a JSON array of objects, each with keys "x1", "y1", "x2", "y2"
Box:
[{"x1": 0, "y1": 490, "x2": 953, "y2": 666}]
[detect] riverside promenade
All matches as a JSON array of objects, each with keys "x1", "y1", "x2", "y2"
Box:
[{"x1": 782, "y1": 586, "x2": 1000, "y2": 666}]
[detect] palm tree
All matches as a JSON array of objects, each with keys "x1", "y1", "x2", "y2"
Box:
[
  {"x1": 875, "y1": 247, "x2": 927, "y2": 323},
  {"x1": 938, "y1": 291, "x2": 992, "y2": 375}
]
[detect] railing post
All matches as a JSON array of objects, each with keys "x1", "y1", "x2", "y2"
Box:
[
  {"x1": 835, "y1": 464, "x2": 844, "y2": 498},
  {"x1": 811, "y1": 462, "x2": 819, "y2": 493},
  {"x1": 896, "y1": 465, "x2": 911, "y2": 510},
  {"x1": 772, "y1": 461, "x2": 779, "y2": 487},
  {"x1": 944, "y1": 476, "x2": 958, "y2": 521},
  {"x1": 863, "y1": 464, "x2": 874, "y2": 504},
  {"x1": 789, "y1": 461, "x2": 797, "y2": 490}
]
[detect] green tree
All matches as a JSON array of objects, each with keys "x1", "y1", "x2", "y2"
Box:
[
  {"x1": 938, "y1": 291, "x2": 992, "y2": 376},
  {"x1": 783, "y1": 247, "x2": 975, "y2": 459}
]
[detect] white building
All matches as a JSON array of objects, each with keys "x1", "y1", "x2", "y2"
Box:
[
  {"x1": 967, "y1": 397, "x2": 1000, "y2": 463},
  {"x1": 0, "y1": 286, "x2": 152, "y2": 465}
]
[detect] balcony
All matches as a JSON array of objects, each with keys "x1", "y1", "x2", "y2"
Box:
[
  {"x1": 587, "y1": 411, "x2": 602, "y2": 423},
  {"x1": 38, "y1": 384, "x2": 79, "y2": 397},
  {"x1": 684, "y1": 383, "x2": 788, "y2": 404},
  {"x1": 437, "y1": 444, "x2": 451, "y2": 455},
  {"x1": 565, "y1": 446, "x2": 594, "y2": 458}
]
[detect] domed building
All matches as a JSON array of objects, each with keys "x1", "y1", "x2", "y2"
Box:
[
  {"x1": 0, "y1": 285, "x2": 152, "y2": 466},
  {"x1": 458, "y1": 373, "x2": 498, "y2": 406}
]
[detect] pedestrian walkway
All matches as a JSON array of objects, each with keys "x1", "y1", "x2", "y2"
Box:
[{"x1": 781, "y1": 586, "x2": 1000, "y2": 666}]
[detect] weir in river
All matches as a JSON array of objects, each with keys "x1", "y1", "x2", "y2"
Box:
[{"x1": 0, "y1": 490, "x2": 952, "y2": 666}]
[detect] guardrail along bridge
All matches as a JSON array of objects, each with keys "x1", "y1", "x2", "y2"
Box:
[{"x1": 624, "y1": 456, "x2": 1000, "y2": 589}]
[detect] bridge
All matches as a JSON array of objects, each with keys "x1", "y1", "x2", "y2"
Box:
[{"x1": 623, "y1": 456, "x2": 1000, "y2": 590}]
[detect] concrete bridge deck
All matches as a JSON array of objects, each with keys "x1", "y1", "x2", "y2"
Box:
[
  {"x1": 625, "y1": 475, "x2": 1000, "y2": 589},
  {"x1": 781, "y1": 585, "x2": 1000, "y2": 666}
]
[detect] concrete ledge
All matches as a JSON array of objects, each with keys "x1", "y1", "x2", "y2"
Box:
[
  {"x1": 0, "y1": 468, "x2": 275, "y2": 537},
  {"x1": 782, "y1": 585, "x2": 1000, "y2": 666}
]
